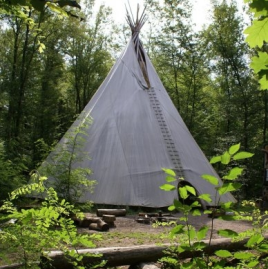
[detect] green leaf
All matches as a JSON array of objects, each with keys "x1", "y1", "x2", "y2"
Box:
[
  {"x1": 174, "y1": 199, "x2": 183, "y2": 209},
  {"x1": 192, "y1": 241, "x2": 207, "y2": 250},
  {"x1": 38, "y1": 42, "x2": 46, "y2": 53},
  {"x1": 195, "y1": 258, "x2": 207, "y2": 269},
  {"x1": 259, "y1": 243, "x2": 268, "y2": 252},
  {"x1": 244, "y1": 18, "x2": 268, "y2": 48},
  {"x1": 179, "y1": 187, "x2": 188, "y2": 199},
  {"x1": 197, "y1": 226, "x2": 209, "y2": 240},
  {"x1": 215, "y1": 250, "x2": 233, "y2": 258},
  {"x1": 217, "y1": 182, "x2": 242, "y2": 195},
  {"x1": 223, "y1": 167, "x2": 243, "y2": 180},
  {"x1": 217, "y1": 229, "x2": 238, "y2": 238},
  {"x1": 185, "y1": 185, "x2": 196, "y2": 196},
  {"x1": 160, "y1": 184, "x2": 176, "y2": 191},
  {"x1": 234, "y1": 252, "x2": 255, "y2": 260},
  {"x1": 165, "y1": 176, "x2": 176, "y2": 182},
  {"x1": 191, "y1": 201, "x2": 201, "y2": 208},
  {"x1": 219, "y1": 215, "x2": 242, "y2": 221},
  {"x1": 259, "y1": 73, "x2": 268, "y2": 90},
  {"x1": 162, "y1": 168, "x2": 176, "y2": 177},
  {"x1": 204, "y1": 210, "x2": 212, "y2": 215},
  {"x1": 178, "y1": 244, "x2": 191, "y2": 253},
  {"x1": 228, "y1": 143, "x2": 240, "y2": 155},
  {"x1": 251, "y1": 52, "x2": 268, "y2": 73},
  {"x1": 46, "y1": 2, "x2": 68, "y2": 16},
  {"x1": 210, "y1": 155, "x2": 221, "y2": 164},
  {"x1": 198, "y1": 194, "x2": 212, "y2": 202},
  {"x1": 201, "y1": 174, "x2": 219, "y2": 186},
  {"x1": 246, "y1": 234, "x2": 264, "y2": 247},
  {"x1": 192, "y1": 209, "x2": 201, "y2": 216},
  {"x1": 221, "y1": 201, "x2": 234, "y2": 210},
  {"x1": 189, "y1": 227, "x2": 196, "y2": 241},
  {"x1": 170, "y1": 224, "x2": 184, "y2": 235},
  {"x1": 233, "y1": 151, "x2": 254, "y2": 160},
  {"x1": 249, "y1": 0, "x2": 268, "y2": 16},
  {"x1": 168, "y1": 205, "x2": 175, "y2": 211},
  {"x1": 221, "y1": 151, "x2": 231, "y2": 165},
  {"x1": 247, "y1": 261, "x2": 259, "y2": 268}
]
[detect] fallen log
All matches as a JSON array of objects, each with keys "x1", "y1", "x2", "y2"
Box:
[
  {"x1": 102, "y1": 214, "x2": 116, "y2": 223},
  {"x1": 138, "y1": 213, "x2": 158, "y2": 217},
  {"x1": 72, "y1": 217, "x2": 101, "y2": 228},
  {"x1": 135, "y1": 217, "x2": 150, "y2": 224},
  {"x1": 89, "y1": 219, "x2": 109, "y2": 231},
  {"x1": 102, "y1": 215, "x2": 116, "y2": 227},
  {"x1": 42, "y1": 236, "x2": 268, "y2": 268},
  {"x1": 96, "y1": 209, "x2": 126, "y2": 217}
]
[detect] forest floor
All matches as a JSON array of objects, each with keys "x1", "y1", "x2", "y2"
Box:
[{"x1": 80, "y1": 212, "x2": 255, "y2": 248}]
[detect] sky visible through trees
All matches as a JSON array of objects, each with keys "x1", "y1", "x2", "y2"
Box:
[{"x1": 94, "y1": 0, "x2": 246, "y2": 31}]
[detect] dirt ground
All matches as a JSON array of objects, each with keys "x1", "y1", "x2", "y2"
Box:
[{"x1": 80, "y1": 212, "x2": 254, "y2": 248}]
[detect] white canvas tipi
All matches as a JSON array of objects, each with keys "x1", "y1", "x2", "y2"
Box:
[{"x1": 43, "y1": 9, "x2": 236, "y2": 208}]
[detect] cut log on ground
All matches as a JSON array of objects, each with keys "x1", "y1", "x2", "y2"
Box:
[
  {"x1": 102, "y1": 214, "x2": 116, "y2": 223},
  {"x1": 89, "y1": 219, "x2": 109, "y2": 231},
  {"x1": 96, "y1": 209, "x2": 126, "y2": 217},
  {"x1": 135, "y1": 217, "x2": 150, "y2": 224},
  {"x1": 42, "y1": 236, "x2": 268, "y2": 268},
  {"x1": 71, "y1": 216, "x2": 102, "y2": 227},
  {"x1": 102, "y1": 215, "x2": 116, "y2": 227}
]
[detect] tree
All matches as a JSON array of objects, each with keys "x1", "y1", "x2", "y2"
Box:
[
  {"x1": 145, "y1": 0, "x2": 219, "y2": 153},
  {"x1": 203, "y1": 0, "x2": 260, "y2": 151},
  {"x1": 145, "y1": 0, "x2": 194, "y2": 111},
  {"x1": 66, "y1": 4, "x2": 113, "y2": 113},
  {"x1": 0, "y1": 0, "x2": 114, "y2": 196},
  {"x1": 202, "y1": 0, "x2": 263, "y2": 199}
]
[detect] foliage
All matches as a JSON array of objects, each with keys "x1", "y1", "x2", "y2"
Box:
[
  {"x1": 203, "y1": 1, "x2": 260, "y2": 150},
  {"x1": 0, "y1": 140, "x2": 27, "y2": 201},
  {"x1": 39, "y1": 115, "x2": 96, "y2": 204},
  {"x1": 244, "y1": 0, "x2": 268, "y2": 90},
  {"x1": 0, "y1": 172, "x2": 102, "y2": 268},
  {"x1": 160, "y1": 143, "x2": 268, "y2": 268},
  {"x1": 0, "y1": 0, "x2": 81, "y2": 20},
  {"x1": 0, "y1": 0, "x2": 113, "y2": 184},
  {"x1": 145, "y1": 0, "x2": 195, "y2": 112}
]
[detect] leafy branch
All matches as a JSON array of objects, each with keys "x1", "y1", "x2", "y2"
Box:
[
  {"x1": 159, "y1": 143, "x2": 268, "y2": 268},
  {"x1": 244, "y1": 0, "x2": 268, "y2": 90}
]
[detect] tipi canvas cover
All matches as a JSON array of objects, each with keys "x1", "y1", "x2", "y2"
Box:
[{"x1": 42, "y1": 11, "x2": 236, "y2": 208}]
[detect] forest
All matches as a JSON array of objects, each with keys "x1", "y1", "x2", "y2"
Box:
[
  {"x1": 1, "y1": 0, "x2": 268, "y2": 268},
  {"x1": 0, "y1": 0, "x2": 265, "y2": 201}
]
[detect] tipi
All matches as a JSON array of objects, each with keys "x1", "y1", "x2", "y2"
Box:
[{"x1": 42, "y1": 8, "x2": 236, "y2": 208}]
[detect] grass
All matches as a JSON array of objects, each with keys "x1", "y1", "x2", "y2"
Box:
[{"x1": 92, "y1": 231, "x2": 168, "y2": 247}]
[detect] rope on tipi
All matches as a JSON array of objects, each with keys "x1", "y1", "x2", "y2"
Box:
[{"x1": 126, "y1": 4, "x2": 151, "y2": 88}]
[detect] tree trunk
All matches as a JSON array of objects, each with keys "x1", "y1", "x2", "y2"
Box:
[
  {"x1": 263, "y1": 91, "x2": 268, "y2": 145},
  {"x1": 41, "y1": 236, "x2": 268, "y2": 268}
]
